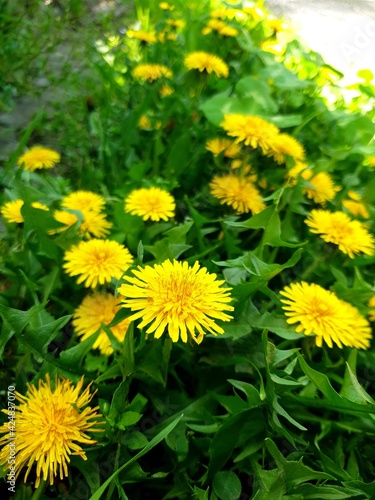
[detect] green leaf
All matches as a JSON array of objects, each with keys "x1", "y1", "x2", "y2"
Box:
[
  {"x1": 225, "y1": 206, "x2": 303, "y2": 248},
  {"x1": 88, "y1": 414, "x2": 183, "y2": 500},
  {"x1": 340, "y1": 350, "x2": 375, "y2": 404},
  {"x1": 117, "y1": 411, "x2": 143, "y2": 430},
  {"x1": 228, "y1": 380, "x2": 261, "y2": 408},
  {"x1": 213, "y1": 471, "x2": 242, "y2": 500}
]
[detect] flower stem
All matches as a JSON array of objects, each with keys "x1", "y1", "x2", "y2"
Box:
[{"x1": 31, "y1": 479, "x2": 47, "y2": 500}]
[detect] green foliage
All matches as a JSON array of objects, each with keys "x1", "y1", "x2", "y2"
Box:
[{"x1": 1, "y1": 0, "x2": 375, "y2": 498}]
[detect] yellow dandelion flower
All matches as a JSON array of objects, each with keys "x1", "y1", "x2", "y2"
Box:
[
  {"x1": 63, "y1": 239, "x2": 133, "y2": 288},
  {"x1": 265, "y1": 19, "x2": 290, "y2": 33},
  {"x1": 0, "y1": 375, "x2": 102, "y2": 488},
  {"x1": 210, "y1": 174, "x2": 266, "y2": 214},
  {"x1": 52, "y1": 209, "x2": 112, "y2": 238},
  {"x1": 125, "y1": 187, "x2": 175, "y2": 221},
  {"x1": 242, "y1": 5, "x2": 265, "y2": 20},
  {"x1": 287, "y1": 162, "x2": 308, "y2": 179},
  {"x1": 159, "y1": 2, "x2": 174, "y2": 9},
  {"x1": 138, "y1": 115, "x2": 152, "y2": 129},
  {"x1": 205, "y1": 138, "x2": 241, "y2": 158},
  {"x1": 302, "y1": 171, "x2": 341, "y2": 205},
  {"x1": 127, "y1": 29, "x2": 157, "y2": 44},
  {"x1": 368, "y1": 295, "x2": 375, "y2": 322},
  {"x1": 184, "y1": 51, "x2": 229, "y2": 78},
  {"x1": 211, "y1": 7, "x2": 240, "y2": 19},
  {"x1": 1, "y1": 200, "x2": 48, "y2": 223},
  {"x1": 1, "y1": 199, "x2": 25, "y2": 223},
  {"x1": 17, "y1": 146, "x2": 60, "y2": 172},
  {"x1": 280, "y1": 282, "x2": 372, "y2": 349},
  {"x1": 166, "y1": 19, "x2": 185, "y2": 28},
  {"x1": 73, "y1": 293, "x2": 131, "y2": 355},
  {"x1": 159, "y1": 84, "x2": 174, "y2": 97},
  {"x1": 305, "y1": 209, "x2": 375, "y2": 258},
  {"x1": 61, "y1": 190, "x2": 106, "y2": 213},
  {"x1": 342, "y1": 199, "x2": 370, "y2": 218},
  {"x1": 365, "y1": 156, "x2": 375, "y2": 167},
  {"x1": 118, "y1": 259, "x2": 233, "y2": 344},
  {"x1": 31, "y1": 201, "x2": 49, "y2": 211},
  {"x1": 221, "y1": 114, "x2": 280, "y2": 154},
  {"x1": 132, "y1": 63, "x2": 172, "y2": 82},
  {"x1": 268, "y1": 133, "x2": 305, "y2": 164},
  {"x1": 261, "y1": 40, "x2": 286, "y2": 56},
  {"x1": 219, "y1": 25, "x2": 239, "y2": 37}
]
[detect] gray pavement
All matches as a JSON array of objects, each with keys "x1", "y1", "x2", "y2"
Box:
[{"x1": 265, "y1": 0, "x2": 375, "y2": 80}]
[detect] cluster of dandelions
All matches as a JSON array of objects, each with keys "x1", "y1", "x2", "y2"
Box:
[
  {"x1": 0, "y1": 375, "x2": 103, "y2": 488},
  {"x1": 220, "y1": 114, "x2": 305, "y2": 164},
  {"x1": 52, "y1": 190, "x2": 112, "y2": 239},
  {"x1": 280, "y1": 282, "x2": 372, "y2": 349}
]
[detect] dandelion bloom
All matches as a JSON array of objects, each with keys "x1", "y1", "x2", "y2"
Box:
[
  {"x1": 125, "y1": 187, "x2": 175, "y2": 221},
  {"x1": 268, "y1": 133, "x2": 305, "y2": 164},
  {"x1": 63, "y1": 239, "x2": 133, "y2": 288},
  {"x1": 166, "y1": 19, "x2": 185, "y2": 28},
  {"x1": 0, "y1": 375, "x2": 102, "y2": 488},
  {"x1": 184, "y1": 51, "x2": 229, "y2": 78},
  {"x1": 305, "y1": 210, "x2": 375, "y2": 258},
  {"x1": 1, "y1": 200, "x2": 48, "y2": 223},
  {"x1": 205, "y1": 138, "x2": 240, "y2": 158},
  {"x1": 127, "y1": 29, "x2": 157, "y2": 44},
  {"x1": 132, "y1": 64, "x2": 172, "y2": 82},
  {"x1": 138, "y1": 115, "x2": 152, "y2": 129},
  {"x1": 159, "y1": 84, "x2": 174, "y2": 97},
  {"x1": 287, "y1": 162, "x2": 308, "y2": 180},
  {"x1": 1, "y1": 199, "x2": 25, "y2": 223},
  {"x1": 73, "y1": 293, "x2": 131, "y2": 355},
  {"x1": 17, "y1": 146, "x2": 60, "y2": 171},
  {"x1": 342, "y1": 191, "x2": 370, "y2": 218},
  {"x1": 210, "y1": 174, "x2": 266, "y2": 214},
  {"x1": 159, "y1": 2, "x2": 174, "y2": 9},
  {"x1": 52, "y1": 209, "x2": 112, "y2": 238},
  {"x1": 280, "y1": 282, "x2": 372, "y2": 349},
  {"x1": 221, "y1": 114, "x2": 280, "y2": 154},
  {"x1": 303, "y1": 171, "x2": 341, "y2": 205},
  {"x1": 61, "y1": 190, "x2": 106, "y2": 213},
  {"x1": 202, "y1": 19, "x2": 239, "y2": 37},
  {"x1": 119, "y1": 259, "x2": 234, "y2": 344},
  {"x1": 368, "y1": 295, "x2": 375, "y2": 322}
]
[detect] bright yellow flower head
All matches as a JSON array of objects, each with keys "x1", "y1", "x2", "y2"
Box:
[
  {"x1": 287, "y1": 162, "x2": 308, "y2": 180},
  {"x1": 211, "y1": 7, "x2": 241, "y2": 19},
  {"x1": 342, "y1": 199, "x2": 370, "y2": 219},
  {"x1": 268, "y1": 133, "x2": 305, "y2": 164},
  {"x1": 166, "y1": 19, "x2": 185, "y2": 28},
  {"x1": 205, "y1": 138, "x2": 241, "y2": 158},
  {"x1": 63, "y1": 239, "x2": 133, "y2": 288},
  {"x1": 127, "y1": 29, "x2": 157, "y2": 44},
  {"x1": 61, "y1": 190, "x2": 106, "y2": 213},
  {"x1": 159, "y1": 2, "x2": 174, "y2": 9},
  {"x1": 1, "y1": 199, "x2": 25, "y2": 223},
  {"x1": 118, "y1": 259, "x2": 234, "y2": 344},
  {"x1": 132, "y1": 64, "x2": 172, "y2": 82},
  {"x1": 184, "y1": 51, "x2": 229, "y2": 78},
  {"x1": 73, "y1": 293, "x2": 131, "y2": 355},
  {"x1": 280, "y1": 282, "x2": 372, "y2": 349},
  {"x1": 305, "y1": 209, "x2": 375, "y2": 258},
  {"x1": 0, "y1": 375, "x2": 102, "y2": 488},
  {"x1": 1, "y1": 200, "x2": 49, "y2": 223},
  {"x1": 159, "y1": 84, "x2": 174, "y2": 97},
  {"x1": 261, "y1": 40, "x2": 286, "y2": 56},
  {"x1": 203, "y1": 19, "x2": 239, "y2": 37},
  {"x1": 17, "y1": 146, "x2": 60, "y2": 171},
  {"x1": 221, "y1": 114, "x2": 280, "y2": 154},
  {"x1": 303, "y1": 171, "x2": 341, "y2": 205},
  {"x1": 125, "y1": 187, "x2": 175, "y2": 221},
  {"x1": 210, "y1": 174, "x2": 266, "y2": 214},
  {"x1": 365, "y1": 156, "x2": 375, "y2": 167},
  {"x1": 368, "y1": 295, "x2": 375, "y2": 322},
  {"x1": 138, "y1": 115, "x2": 152, "y2": 129},
  {"x1": 52, "y1": 209, "x2": 112, "y2": 238}
]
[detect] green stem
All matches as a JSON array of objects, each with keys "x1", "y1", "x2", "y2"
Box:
[{"x1": 31, "y1": 479, "x2": 47, "y2": 500}]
